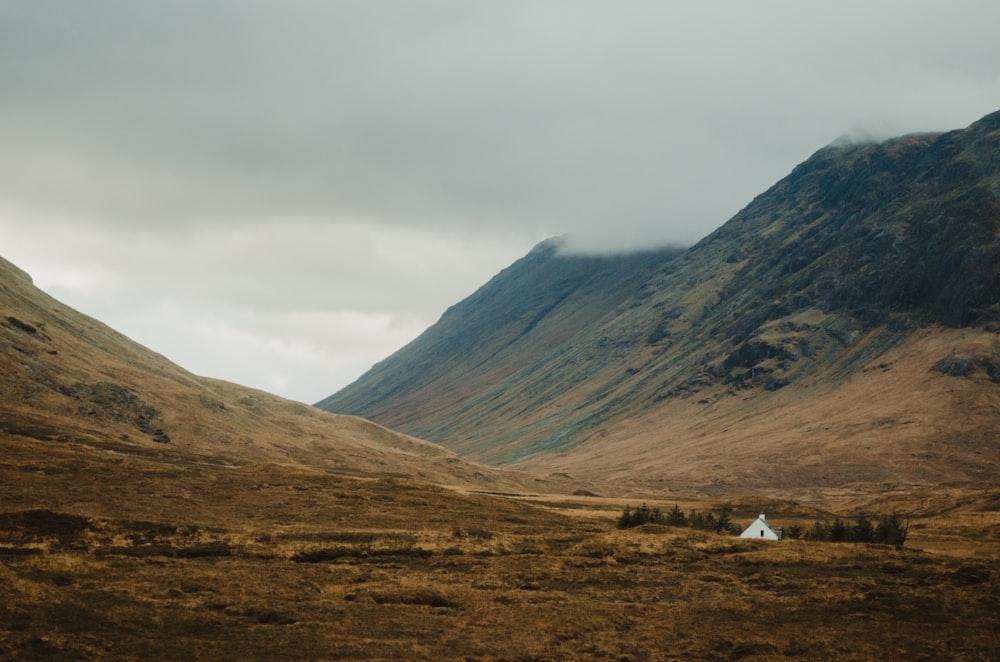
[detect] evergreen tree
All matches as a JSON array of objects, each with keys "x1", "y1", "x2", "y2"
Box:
[
  {"x1": 666, "y1": 505, "x2": 687, "y2": 527},
  {"x1": 688, "y1": 510, "x2": 705, "y2": 530},
  {"x1": 829, "y1": 518, "x2": 849, "y2": 542},
  {"x1": 617, "y1": 503, "x2": 668, "y2": 529},
  {"x1": 853, "y1": 516, "x2": 875, "y2": 543},
  {"x1": 875, "y1": 513, "x2": 909, "y2": 547},
  {"x1": 617, "y1": 505, "x2": 634, "y2": 529},
  {"x1": 635, "y1": 503, "x2": 652, "y2": 525},
  {"x1": 703, "y1": 512, "x2": 718, "y2": 532},
  {"x1": 714, "y1": 508, "x2": 733, "y2": 534},
  {"x1": 806, "y1": 521, "x2": 829, "y2": 541}
]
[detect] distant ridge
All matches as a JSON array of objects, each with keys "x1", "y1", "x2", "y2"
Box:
[{"x1": 318, "y1": 110, "x2": 1000, "y2": 494}]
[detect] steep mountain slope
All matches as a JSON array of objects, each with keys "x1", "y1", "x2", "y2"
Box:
[
  {"x1": 318, "y1": 244, "x2": 682, "y2": 435},
  {"x1": 319, "y1": 110, "x2": 1000, "y2": 493},
  {"x1": 0, "y1": 255, "x2": 531, "y2": 489}
]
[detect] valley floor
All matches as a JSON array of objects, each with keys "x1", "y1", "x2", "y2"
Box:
[{"x1": 2, "y1": 436, "x2": 998, "y2": 660}]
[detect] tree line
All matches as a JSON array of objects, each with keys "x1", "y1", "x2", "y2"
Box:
[
  {"x1": 617, "y1": 504, "x2": 741, "y2": 535},
  {"x1": 788, "y1": 514, "x2": 909, "y2": 547},
  {"x1": 617, "y1": 504, "x2": 910, "y2": 547}
]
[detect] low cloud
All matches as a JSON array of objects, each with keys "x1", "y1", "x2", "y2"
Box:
[{"x1": 4, "y1": 2, "x2": 997, "y2": 249}]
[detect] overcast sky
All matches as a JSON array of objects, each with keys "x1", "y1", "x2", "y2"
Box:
[{"x1": 1, "y1": 1, "x2": 998, "y2": 404}]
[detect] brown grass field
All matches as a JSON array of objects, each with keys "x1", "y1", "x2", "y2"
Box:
[
  {"x1": 2, "y1": 434, "x2": 998, "y2": 661},
  {"x1": 2, "y1": 255, "x2": 999, "y2": 659}
]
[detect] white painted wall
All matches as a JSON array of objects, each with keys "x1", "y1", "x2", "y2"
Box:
[{"x1": 739, "y1": 513, "x2": 781, "y2": 540}]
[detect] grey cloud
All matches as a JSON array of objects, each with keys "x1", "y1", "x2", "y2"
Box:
[{"x1": 4, "y1": 1, "x2": 998, "y2": 248}]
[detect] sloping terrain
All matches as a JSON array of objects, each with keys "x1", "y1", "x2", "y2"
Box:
[
  {"x1": 0, "y1": 255, "x2": 541, "y2": 491},
  {"x1": 318, "y1": 243, "x2": 682, "y2": 439},
  {"x1": 319, "y1": 110, "x2": 1000, "y2": 494}
]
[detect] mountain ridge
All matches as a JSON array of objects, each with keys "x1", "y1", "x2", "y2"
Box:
[{"x1": 318, "y1": 110, "x2": 1000, "y2": 493}]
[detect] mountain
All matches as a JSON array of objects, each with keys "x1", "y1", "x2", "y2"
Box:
[
  {"x1": 0, "y1": 254, "x2": 535, "y2": 489},
  {"x1": 318, "y1": 110, "x2": 1000, "y2": 495}
]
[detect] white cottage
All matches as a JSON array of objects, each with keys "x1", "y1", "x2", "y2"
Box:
[{"x1": 739, "y1": 513, "x2": 782, "y2": 540}]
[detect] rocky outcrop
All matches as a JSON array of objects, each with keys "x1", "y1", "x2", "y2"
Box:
[{"x1": 66, "y1": 381, "x2": 166, "y2": 441}]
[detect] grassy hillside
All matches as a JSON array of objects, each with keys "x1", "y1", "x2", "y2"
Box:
[
  {"x1": 0, "y1": 254, "x2": 541, "y2": 491},
  {"x1": 318, "y1": 110, "x2": 1000, "y2": 496}
]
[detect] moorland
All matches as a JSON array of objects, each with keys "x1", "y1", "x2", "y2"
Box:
[{"x1": 2, "y1": 433, "x2": 998, "y2": 660}]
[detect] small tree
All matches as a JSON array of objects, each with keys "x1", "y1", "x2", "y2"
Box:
[
  {"x1": 688, "y1": 510, "x2": 705, "y2": 530},
  {"x1": 702, "y1": 512, "x2": 718, "y2": 532},
  {"x1": 617, "y1": 505, "x2": 635, "y2": 529},
  {"x1": 853, "y1": 516, "x2": 875, "y2": 543},
  {"x1": 666, "y1": 505, "x2": 687, "y2": 527},
  {"x1": 805, "y1": 521, "x2": 829, "y2": 541},
  {"x1": 829, "y1": 518, "x2": 849, "y2": 542},
  {"x1": 714, "y1": 507, "x2": 733, "y2": 534},
  {"x1": 875, "y1": 513, "x2": 909, "y2": 547},
  {"x1": 635, "y1": 503, "x2": 652, "y2": 525}
]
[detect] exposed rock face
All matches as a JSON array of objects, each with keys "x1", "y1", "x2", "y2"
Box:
[
  {"x1": 317, "y1": 111, "x2": 1000, "y2": 486},
  {"x1": 67, "y1": 381, "x2": 164, "y2": 440},
  {"x1": 935, "y1": 354, "x2": 1000, "y2": 382}
]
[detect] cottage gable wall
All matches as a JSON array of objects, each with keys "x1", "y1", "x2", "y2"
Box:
[{"x1": 739, "y1": 513, "x2": 781, "y2": 540}]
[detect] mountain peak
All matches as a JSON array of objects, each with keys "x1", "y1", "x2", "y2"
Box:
[{"x1": 319, "y1": 111, "x2": 1000, "y2": 493}]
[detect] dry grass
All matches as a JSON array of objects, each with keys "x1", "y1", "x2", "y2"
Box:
[
  {"x1": 524, "y1": 325, "x2": 1000, "y2": 500},
  {"x1": 2, "y1": 436, "x2": 998, "y2": 661}
]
